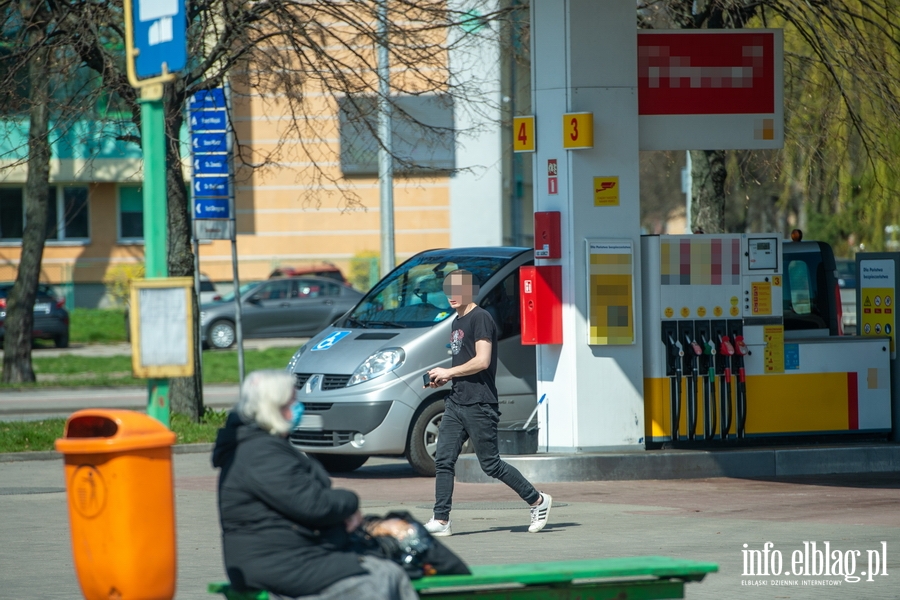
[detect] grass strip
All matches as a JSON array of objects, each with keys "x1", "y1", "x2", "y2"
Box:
[
  {"x1": 0, "y1": 408, "x2": 230, "y2": 453},
  {"x1": 69, "y1": 308, "x2": 128, "y2": 344},
  {"x1": 0, "y1": 347, "x2": 297, "y2": 389}
]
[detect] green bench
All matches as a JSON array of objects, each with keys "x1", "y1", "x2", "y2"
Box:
[{"x1": 210, "y1": 556, "x2": 718, "y2": 600}]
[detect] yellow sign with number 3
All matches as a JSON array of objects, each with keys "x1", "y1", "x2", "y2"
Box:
[{"x1": 563, "y1": 112, "x2": 593, "y2": 149}]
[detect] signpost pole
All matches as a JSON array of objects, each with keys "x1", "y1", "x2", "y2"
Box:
[
  {"x1": 124, "y1": 0, "x2": 186, "y2": 427},
  {"x1": 141, "y1": 86, "x2": 170, "y2": 427}
]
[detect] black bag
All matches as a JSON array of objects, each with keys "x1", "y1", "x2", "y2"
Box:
[{"x1": 349, "y1": 510, "x2": 470, "y2": 579}]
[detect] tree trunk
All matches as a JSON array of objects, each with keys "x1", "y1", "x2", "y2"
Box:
[
  {"x1": 2, "y1": 46, "x2": 51, "y2": 383},
  {"x1": 690, "y1": 149, "x2": 727, "y2": 233},
  {"x1": 164, "y1": 96, "x2": 204, "y2": 420}
]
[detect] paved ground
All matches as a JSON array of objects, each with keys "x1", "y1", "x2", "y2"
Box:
[{"x1": 2, "y1": 452, "x2": 898, "y2": 600}]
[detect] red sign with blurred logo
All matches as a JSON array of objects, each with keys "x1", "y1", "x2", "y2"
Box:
[{"x1": 638, "y1": 31, "x2": 775, "y2": 116}]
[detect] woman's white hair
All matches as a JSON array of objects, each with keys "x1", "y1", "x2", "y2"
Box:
[{"x1": 235, "y1": 369, "x2": 297, "y2": 436}]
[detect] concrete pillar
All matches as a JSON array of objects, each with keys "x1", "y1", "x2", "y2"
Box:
[
  {"x1": 449, "y1": 0, "x2": 503, "y2": 248},
  {"x1": 532, "y1": 0, "x2": 644, "y2": 451}
]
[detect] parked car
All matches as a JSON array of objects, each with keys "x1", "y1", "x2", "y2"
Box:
[
  {"x1": 199, "y1": 274, "x2": 221, "y2": 304},
  {"x1": 0, "y1": 283, "x2": 70, "y2": 347},
  {"x1": 835, "y1": 258, "x2": 857, "y2": 335},
  {"x1": 269, "y1": 263, "x2": 348, "y2": 284},
  {"x1": 200, "y1": 276, "x2": 364, "y2": 349},
  {"x1": 283, "y1": 247, "x2": 535, "y2": 476}
]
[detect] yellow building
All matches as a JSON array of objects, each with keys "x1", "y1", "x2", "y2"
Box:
[{"x1": 0, "y1": 9, "x2": 533, "y2": 307}]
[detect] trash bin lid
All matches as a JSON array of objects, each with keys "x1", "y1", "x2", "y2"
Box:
[{"x1": 55, "y1": 409, "x2": 176, "y2": 454}]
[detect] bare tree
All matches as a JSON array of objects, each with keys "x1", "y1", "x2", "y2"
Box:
[
  {"x1": 2, "y1": 4, "x2": 54, "y2": 383},
  {"x1": 0, "y1": 0, "x2": 135, "y2": 383},
  {"x1": 639, "y1": 0, "x2": 900, "y2": 243},
  {"x1": 32, "y1": 0, "x2": 516, "y2": 418}
]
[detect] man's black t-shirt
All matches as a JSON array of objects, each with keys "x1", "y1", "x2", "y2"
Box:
[{"x1": 448, "y1": 306, "x2": 498, "y2": 405}]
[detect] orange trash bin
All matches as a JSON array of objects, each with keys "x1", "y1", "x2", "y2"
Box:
[{"x1": 55, "y1": 409, "x2": 177, "y2": 600}]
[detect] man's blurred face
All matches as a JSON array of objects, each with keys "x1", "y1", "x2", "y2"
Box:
[{"x1": 443, "y1": 272, "x2": 477, "y2": 308}]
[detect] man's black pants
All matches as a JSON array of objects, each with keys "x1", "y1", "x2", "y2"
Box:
[{"x1": 433, "y1": 398, "x2": 540, "y2": 521}]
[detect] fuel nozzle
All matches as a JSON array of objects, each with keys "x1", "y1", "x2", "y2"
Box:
[
  {"x1": 718, "y1": 334, "x2": 735, "y2": 356},
  {"x1": 668, "y1": 334, "x2": 685, "y2": 358},
  {"x1": 700, "y1": 333, "x2": 716, "y2": 356},
  {"x1": 685, "y1": 332, "x2": 702, "y2": 356},
  {"x1": 734, "y1": 335, "x2": 749, "y2": 356}
]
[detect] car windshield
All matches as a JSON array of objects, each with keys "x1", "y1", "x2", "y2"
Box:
[
  {"x1": 343, "y1": 253, "x2": 512, "y2": 328},
  {"x1": 216, "y1": 282, "x2": 260, "y2": 303}
]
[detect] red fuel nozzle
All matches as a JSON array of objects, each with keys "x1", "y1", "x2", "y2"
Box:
[
  {"x1": 734, "y1": 335, "x2": 749, "y2": 356},
  {"x1": 690, "y1": 341, "x2": 703, "y2": 356},
  {"x1": 719, "y1": 335, "x2": 735, "y2": 356}
]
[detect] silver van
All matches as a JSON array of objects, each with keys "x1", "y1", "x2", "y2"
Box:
[{"x1": 285, "y1": 247, "x2": 536, "y2": 476}]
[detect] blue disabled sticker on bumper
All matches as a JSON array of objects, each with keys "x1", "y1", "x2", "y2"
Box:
[{"x1": 311, "y1": 330, "x2": 352, "y2": 351}]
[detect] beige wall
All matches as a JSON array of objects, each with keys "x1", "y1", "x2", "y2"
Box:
[{"x1": 0, "y1": 14, "x2": 455, "y2": 289}]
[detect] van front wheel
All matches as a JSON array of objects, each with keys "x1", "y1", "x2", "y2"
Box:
[{"x1": 407, "y1": 399, "x2": 444, "y2": 477}]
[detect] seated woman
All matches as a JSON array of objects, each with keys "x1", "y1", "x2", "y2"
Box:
[{"x1": 212, "y1": 369, "x2": 418, "y2": 600}]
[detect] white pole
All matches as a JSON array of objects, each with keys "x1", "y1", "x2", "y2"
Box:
[
  {"x1": 377, "y1": 0, "x2": 395, "y2": 278},
  {"x1": 683, "y1": 151, "x2": 693, "y2": 233}
]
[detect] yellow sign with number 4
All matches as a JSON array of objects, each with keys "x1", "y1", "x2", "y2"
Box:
[{"x1": 513, "y1": 116, "x2": 535, "y2": 153}]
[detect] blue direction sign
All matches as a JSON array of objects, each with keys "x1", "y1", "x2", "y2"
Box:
[
  {"x1": 131, "y1": 0, "x2": 187, "y2": 78},
  {"x1": 195, "y1": 199, "x2": 231, "y2": 219},
  {"x1": 190, "y1": 109, "x2": 227, "y2": 132},
  {"x1": 194, "y1": 177, "x2": 230, "y2": 197},
  {"x1": 189, "y1": 88, "x2": 226, "y2": 110},
  {"x1": 194, "y1": 156, "x2": 229, "y2": 176},
  {"x1": 193, "y1": 132, "x2": 228, "y2": 154}
]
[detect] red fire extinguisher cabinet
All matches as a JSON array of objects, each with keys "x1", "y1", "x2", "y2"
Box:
[{"x1": 520, "y1": 265, "x2": 563, "y2": 345}]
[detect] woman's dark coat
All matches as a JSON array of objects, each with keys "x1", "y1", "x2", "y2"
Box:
[{"x1": 212, "y1": 412, "x2": 365, "y2": 596}]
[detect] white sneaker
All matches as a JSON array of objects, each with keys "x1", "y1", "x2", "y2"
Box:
[
  {"x1": 425, "y1": 517, "x2": 452, "y2": 537},
  {"x1": 528, "y1": 493, "x2": 552, "y2": 533}
]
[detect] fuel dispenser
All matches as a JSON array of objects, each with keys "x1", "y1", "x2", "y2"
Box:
[
  {"x1": 642, "y1": 234, "x2": 783, "y2": 444},
  {"x1": 643, "y1": 233, "x2": 893, "y2": 446}
]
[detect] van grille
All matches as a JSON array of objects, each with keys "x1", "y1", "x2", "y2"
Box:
[
  {"x1": 301, "y1": 402, "x2": 333, "y2": 412},
  {"x1": 290, "y1": 430, "x2": 354, "y2": 447},
  {"x1": 293, "y1": 373, "x2": 352, "y2": 391},
  {"x1": 322, "y1": 375, "x2": 351, "y2": 390}
]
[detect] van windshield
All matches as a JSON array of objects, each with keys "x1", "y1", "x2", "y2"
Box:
[{"x1": 343, "y1": 254, "x2": 512, "y2": 328}]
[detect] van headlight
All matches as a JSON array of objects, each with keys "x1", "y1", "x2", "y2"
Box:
[
  {"x1": 286, "y1": 342, "x2": 309, "y2": 372},
  {"x1": 347, "y1": 348, "x2": 405, "y2": 386},
  {"x1": 200, "y1": 311, "x2": 209, "y2": 325}
]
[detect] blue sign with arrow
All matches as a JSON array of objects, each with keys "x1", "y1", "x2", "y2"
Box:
[
  {"x1": 189, "y1": 88, "x2": 226, "y2": 110},
  {"x1": 194, "y1": 198, "x2": 230, "y2": 219},
  {"x1": 194, "y1": 156, "x2": 229, "y2": 176},
  {"x1": 190, "y1": 109, "x2": 227, "y2": 132},
  {"x1": 194, "y1": 177, "x2": 230, "y2": 197},
  {"x1": 193, "y1": 132, "x2": 228, "y2": 154},
  {"x1": 131, "y1": 0, "x2": 187, "y2": 79}
]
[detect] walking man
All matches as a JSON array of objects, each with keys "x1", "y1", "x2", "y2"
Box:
[{"x1": 423, "y1": 269, "x2": 552, "y2": 537}]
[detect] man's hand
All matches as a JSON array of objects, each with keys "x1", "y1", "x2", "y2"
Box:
[
  {"x1": 345, "y1": 509, "x2": 363, "y2": 532},
  {"x1": 427, "y1": 367, "x2": 452, "y2": 387}
]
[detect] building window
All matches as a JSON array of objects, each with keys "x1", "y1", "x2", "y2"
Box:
[
  {"x1": 47, "y1": 186, "x2": 90, "y2": 240},
  {"x1": 0, "y1": 186, "x2": 89, "y2": 242},
  {"x1": 338, "y1": 94, "x2": 456, "y2": 176},
  {"x1": 0, "y1": 188, "x2": 24, "y2": 240},
  {"x1": 119, "y1": 185, "x2": 144, "y2": 240}
]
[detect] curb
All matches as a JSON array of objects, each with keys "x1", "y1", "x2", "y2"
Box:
[
  {"x1": 456, "y1": 443, "x2": 900, "y2": 482},
  {"x1": 0, "y1": 442, "x2": 214, "y2": 463}
]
